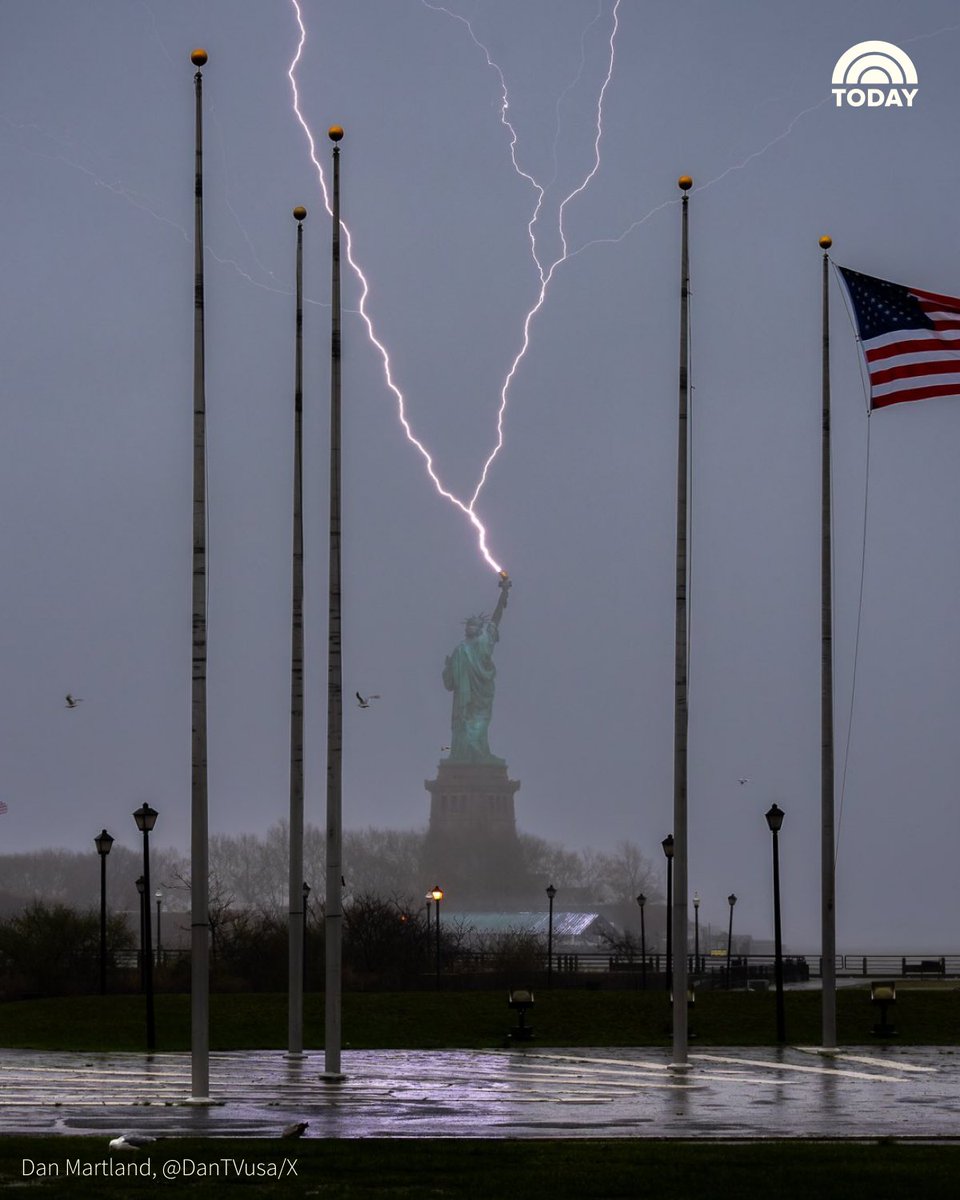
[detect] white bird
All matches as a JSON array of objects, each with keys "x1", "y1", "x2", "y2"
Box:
[
  {"x1": 65, "y1": 694, "x2": 84, "y2": 709},
  {"x1": 108, "y1": 1134, "x2": 156, "y2": 1151},
  {"x1": 281, "y1": 1121, "x2": 308, "y2": 1139},
  {"x1": 356, "y1": 692, "x2": 381, "y2": 708}
]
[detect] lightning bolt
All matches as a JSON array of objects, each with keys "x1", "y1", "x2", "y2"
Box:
[
  {"x1": 288, "y1": 0, "x2": 504, "y2": 573},
  {"x1": 422, "y1": 0, "x2": 621, "y2": 507},
  {"x1": 288, "y1": 0, "x2": 620, "y2": 572}
]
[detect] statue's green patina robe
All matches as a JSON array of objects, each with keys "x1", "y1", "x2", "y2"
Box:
[{"x1": 442, "y1": 575, "x2": 511, "y2": 764}]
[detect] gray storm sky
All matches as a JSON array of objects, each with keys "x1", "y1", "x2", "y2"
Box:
[{"x1": 2, "y1": 0, "x2": 960, "y2": 951}]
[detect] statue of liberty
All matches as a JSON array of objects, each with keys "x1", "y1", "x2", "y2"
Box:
[{"x1": 443, "y1": 573, "x2": 511, "y2": 764}]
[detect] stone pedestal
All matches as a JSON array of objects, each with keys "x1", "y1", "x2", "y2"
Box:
[
  {"x1": 425, "y1": 761, "x2": 520, "y2": 839},
  {"x1": 422, "y1": 761, "x2": 523, "y2": 904}
]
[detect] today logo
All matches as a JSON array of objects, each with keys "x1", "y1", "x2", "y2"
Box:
[{"x1": 831, "y1": 40, "x2": 918, "y2": 108}]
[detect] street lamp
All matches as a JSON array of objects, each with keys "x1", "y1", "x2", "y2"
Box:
[
  {"x1": 431, "y1": 885, "x2": 444, "y2": 989},
  {"x1": 133, "y1": 802, "x2": 158, "y2": 1051},
  {"x1": 692, "y1": 891, "x2": 700, "y2": 977},
  {"x1": 302, "y1": 882, "x2": 311, "y2": 991},
  {"x1": 155, "y1": 890, "x2": 163, "y2": 967},
  {"x1": 636, "y1": 894, "x2": 647, "y2": 990},
  {"x1": 135, "y1": 875, "x2": 145, "y2": 993},
  {"x1": 94, "y1": 829, "x2": 114, "y2": 995},
  {"x1": 662, "y1": 835, "x2": 674, "y2": 990},
  {"x1": 546, "y1": 884, "x2": 557, "y2": 986},
  {"x1": 726, "y1": 893, "x2": 737, "y2": 990},
  {"x1": 765, "y1": 803, "x2": 786, "y2": 1043}
]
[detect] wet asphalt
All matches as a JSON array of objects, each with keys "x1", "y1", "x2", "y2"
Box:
[{"x1": 2, "y1": 1045, "x2": 958, "y2": 1140}]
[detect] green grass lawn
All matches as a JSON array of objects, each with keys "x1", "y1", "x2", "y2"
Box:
[
  {"x1": 1, "y1": 984, "x2": 958, "y2": 1052},
  {"x1": 1, "y1": 1137, "x2": 959, "y2": 1198}
]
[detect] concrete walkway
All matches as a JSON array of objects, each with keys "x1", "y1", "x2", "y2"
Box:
[{"x1": 1, "y1": 1046, "x2": 958, "y2": 1140}]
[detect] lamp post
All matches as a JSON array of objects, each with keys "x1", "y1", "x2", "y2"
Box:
[
  {"x1": 765, "y1": 803, "x2": 787, "y2": 1043},
  {"x1": 693, "y1": 891, "x2": 700, "y2": 977},
  {"x1": 133, "y1": 803, "x2": 159, "y2": 1051},
  {"x1": 431, "y1": 886, "x2": 443, "y2": 989},
  {"x1": 545, "y1": 884, "x2": 557, "y2": 985},
  {"x1": 155, "y1": 890, "x2": 162, "y2": 967},
  {"x1": 662, "y1": 835, "x2": 674, "y2": 990},
  {"x1": 94, "y1": 830, "x2": 114, "y2": 995},
  {"x1": 302, "y1": 882, "x2": 311, "y2": 992},
  {"x1": 636, "y1": 894, "x2": 647, "y2": 990},
  {"x1": 726, "y1": 893, "x2": 737, "y2": 990},
  {"x1": 135, "y1": 875, "x2": 145, "y2": 993}
]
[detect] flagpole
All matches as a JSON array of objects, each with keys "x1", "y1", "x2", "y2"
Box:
[
  {"x1": 671, "y1": 175, "x2": 693, "y2": 1069},
  {"x1": 288, "y1": 205, "x2": 307, "y2": 1056},
  {"x1": 819, "y1": 235, "x2": 837, "y2": 1048},
  {"x1": 188, "y1": 47, "x2": 211, "y2": 1102},
  {"x1": 323, "y1": 126, "x2": 345, "y2": 1080}
]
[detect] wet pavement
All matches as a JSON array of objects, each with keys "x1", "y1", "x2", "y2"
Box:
[{"x1": 1, "y1": 1046, "x2": 958, "y2": 1140}]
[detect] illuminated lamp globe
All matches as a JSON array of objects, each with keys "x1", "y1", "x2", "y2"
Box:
[
  {"x1": 819, "y1": 235, "x2": 833, "y2": 250},
  {"x1": 190, "y1": 49, "x2": 208, "y2": 67},
  {"x1": 293, "y1": 206, "x2": 307, "y2": 221},
  {"x1": 328, "y1": 125, "x2": 344, "y2": 142},
  {"x1": 678, "y1": 175, "x2": 693, "y2": 191}
]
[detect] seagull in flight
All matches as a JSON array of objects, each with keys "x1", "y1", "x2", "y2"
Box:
[
  {"x1": 738, "y1": 777, "x2": 751, "y2": 786},
  {"x1": 356, "y1": 692, "x2": 380, "y2": 709},
  {"x1": 65, "y1": 694, "x2": 84, "y2": 709}
]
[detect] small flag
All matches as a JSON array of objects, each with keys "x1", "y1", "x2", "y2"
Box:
[
  {"x1": 0, "y1": 801, "x2": 8, "y2": 815},
  {"x1": 838, "y1": 267, "x2": 960, "y2": 410}
]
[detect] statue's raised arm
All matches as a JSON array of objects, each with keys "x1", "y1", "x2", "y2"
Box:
[{"x1": 491, "y1": 570, "x2": 511, "y2": 628}]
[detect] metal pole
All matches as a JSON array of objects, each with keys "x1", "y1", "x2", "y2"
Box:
[
  {"x1": 639, "y1": 900, "x2": 646, "y2": 990},
  {"x1": 726, "y1": 895, "x2": 736, "y2": 990},
  {"x1": 302, "y1": 882, "x2": 311, "y2": 993},
  {"x1": 666, "y1": 857, "x2": 673, "y2": 991},
  {"x1": 819, "y1": 235, "x2": 837, "y2": 1049},
  {"x1": 671, "y1": 176, "x2": 693, "y2": 1068},
  {"x1": 189, "y1": 47, "x2": 210, "y2": 1101},
  {"x1": 156, "y1": 893, "x2": 162, "y2": 967},
  {"x1": 142, "y1": 829, "x2": 155, "y2": 1052},
  {"x1": 288, "y1": 206, "x2": 307, "y2": 1056},
  {"x1": 435, "y1": 896, "x2": 441, "y2": 988},
  {"x1": 324, "y1": 126, "x2": 345, "y2": 1079},
  {"x1": 546, "y1": 887, "x2": 555, "y2": 986},
  {"x1": 137, "y1": 878, "x2": 145, "y2": 993},
  {"x1": 772, "y1": 827, "x2": 786, "y2": 1043},
  {"x1": 99, "y1": 853, "x2": 107, "y2": 995},
  {"x1": 693, "y1": 897, "x2": 700, "y2": 977}
]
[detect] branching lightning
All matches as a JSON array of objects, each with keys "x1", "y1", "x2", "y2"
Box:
[{"x1": 287, "y1": 0, "x2": 621, "y2": 572}]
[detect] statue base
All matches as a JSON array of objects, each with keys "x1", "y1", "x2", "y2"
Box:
[
  {"x1": 425, "y1": 760, "x2": 520, "y2": 839},
  {"x1": 423, "y1": 761, "x2": 522, "y2": 905}
]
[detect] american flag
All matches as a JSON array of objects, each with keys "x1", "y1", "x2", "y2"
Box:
[
  {"x1": 838, "y1": 267, "x2": 960, "y2": 410},
  {"x1": 0, "y1": 800, "x2": 8, "y2": 815}
]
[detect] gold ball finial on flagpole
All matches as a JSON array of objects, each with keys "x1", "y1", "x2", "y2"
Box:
[
  {"x1": 190, "y1": 49, "x2": 208, "y2": 67},
  {"x1": 819, "y1": 235, "x2": 832, "y2": 250},
  {"x1": 678, "y1": 175, "x2": 693, "y2": 191},
  {"x1": 293, "y1": 206, "x2": 307, "y2": 221},
  {"x1": 328, "y1": 126, "x2": 344, "y2": 142}
]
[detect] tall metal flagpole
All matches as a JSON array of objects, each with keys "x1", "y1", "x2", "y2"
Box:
[
  {"x1": 288, "y1": 206, "x2": 307, "y2": 1056},
  {"x1": 671, "y1": 175, "x2": 693, "y2": 1069},
  {"x1": 819, "y1": 234, "x2": 837, "y2": 1048},
  {"x1": 324, "y1": 126, "x2": 345, "y2": 1080},
  {"x1": 188, "y1": 47, "x2": 211, "y2": 1103}
]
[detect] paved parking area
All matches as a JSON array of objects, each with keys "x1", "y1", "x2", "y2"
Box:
[{"x1": 1, "y1": 1046, "x2": 958, "y2": 1140}]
